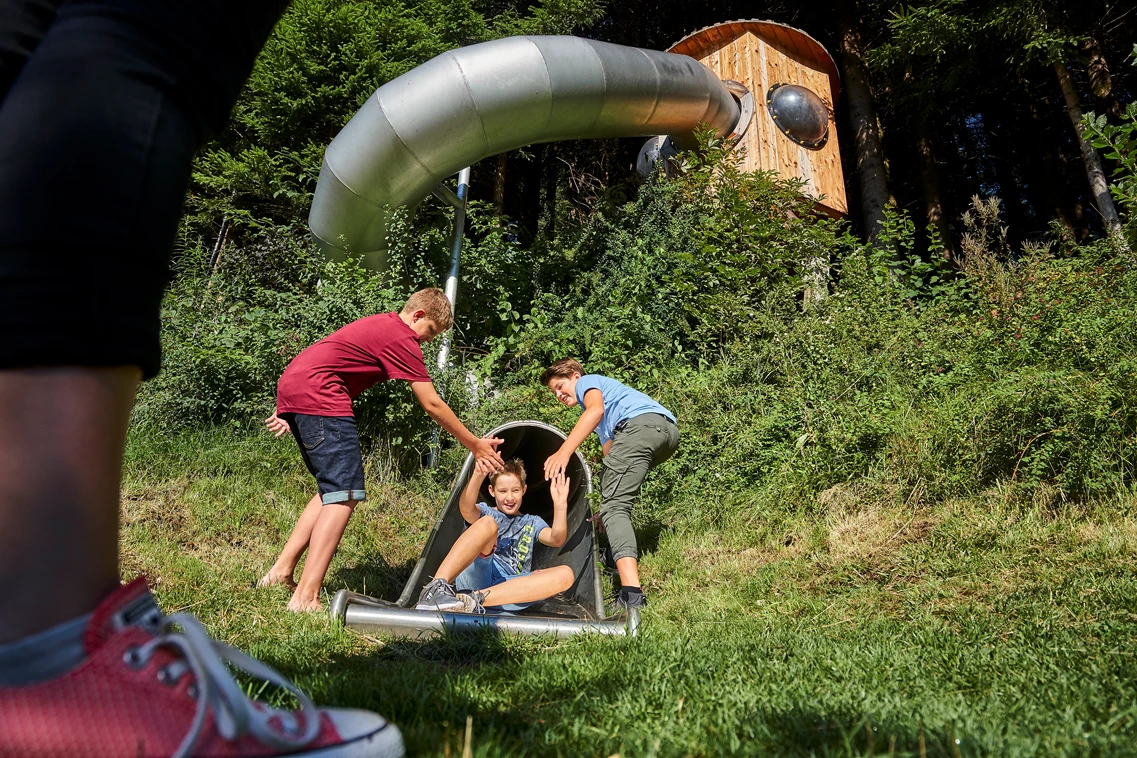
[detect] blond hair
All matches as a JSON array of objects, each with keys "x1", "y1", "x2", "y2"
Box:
[
  {"x1": 540, "y1": 358, "x2": 585, "y2": 386},
  {"x1": 401, "y1": 288, "x2": 452, "y2": 332},
  {"x1": 489, "y1": 458, "x2": 527, "y2": 488}
]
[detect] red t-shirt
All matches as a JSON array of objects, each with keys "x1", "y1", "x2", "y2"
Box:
[{"x1": 276, "y1": 312, "x2": 431, "y2": 416}]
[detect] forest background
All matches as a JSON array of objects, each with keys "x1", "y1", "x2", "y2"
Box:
[{"x1": 123, "y1": 0, "x2": 1137, "y2": 755}]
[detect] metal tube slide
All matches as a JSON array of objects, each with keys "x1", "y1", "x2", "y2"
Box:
[
  {"x1": 309, "y1": 35, "x2": 741, "y2": 267},
  {"x1": 342, "y1": 604, "x2": 633, "y2": 640}
]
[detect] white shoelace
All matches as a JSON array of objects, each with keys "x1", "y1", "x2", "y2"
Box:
[{"x1": 127, "y1": 613, "x2": 321, "y2": 758}]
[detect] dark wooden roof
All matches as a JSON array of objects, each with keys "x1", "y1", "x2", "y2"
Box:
[{"x1": 668, "y1": 20, "x2": 841, "y2": 103}]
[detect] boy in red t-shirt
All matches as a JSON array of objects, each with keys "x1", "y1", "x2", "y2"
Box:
[{"x1": 260, "y1": 288, "x2": 504, "y2": 611}]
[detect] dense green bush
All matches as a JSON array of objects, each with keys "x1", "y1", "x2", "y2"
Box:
[{"x1": 144, "y1": 133, "x2": 1136, "y2": 504}]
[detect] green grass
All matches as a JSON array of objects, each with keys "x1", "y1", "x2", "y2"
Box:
[{"x1": 121, "y1": 427, "x2": 1137, "y2": 757}]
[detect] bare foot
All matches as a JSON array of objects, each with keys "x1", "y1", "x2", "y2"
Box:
[
  {"x1": 257, "y1": 571, "x2": 297, "y2": 590},
  {"x1": 286, "y1": 595, "x2": 322, "y2": 613}
]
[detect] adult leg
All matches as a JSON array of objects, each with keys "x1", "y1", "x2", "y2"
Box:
[
  {"x1": 260, "y1": 492, "x2": 322, "y2": 588},
  {"x1": 0, "y1": 2, "x2": 402, "y2": 753},
  {"x1": 0, "y1": 367, "x2": 137, "y2": 644},
  {"x1": 289, "y1": 501, "x2": 356, "y2": 611}
]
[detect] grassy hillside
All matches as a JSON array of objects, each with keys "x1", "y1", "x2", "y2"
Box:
[
  {"x1": 121, "y1": 426, "x2": 1137, "y2": 757},
  {"x1": 126, "y1": 134, "x2": 1137, "y2": 755}
]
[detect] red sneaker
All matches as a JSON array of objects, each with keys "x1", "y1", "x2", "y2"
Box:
[{"x1": 0, "y1": 578, "x2": 403, "y2": 758}]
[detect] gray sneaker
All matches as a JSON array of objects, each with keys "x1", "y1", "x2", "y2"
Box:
[
  {"x1": 415, "y1": 577, "x2": 463, "y2": 611},
  {"x1": 456, "y1": 590, "x2": 488, "y2": 615}
]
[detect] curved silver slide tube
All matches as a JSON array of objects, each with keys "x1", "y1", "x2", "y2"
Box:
[{"x1": 310, "y1": 35, "x2": 741, "y2": 267}]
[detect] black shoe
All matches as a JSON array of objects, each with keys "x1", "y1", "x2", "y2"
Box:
[{"x1": 615, "y1": 586, "x2": 647, "y2": 610}]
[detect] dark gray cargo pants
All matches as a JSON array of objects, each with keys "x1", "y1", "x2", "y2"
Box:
[{"x1": 599, "y1": 413, "x2": 680, "y2": 563}]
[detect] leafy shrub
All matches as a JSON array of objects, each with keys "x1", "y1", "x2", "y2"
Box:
[{"x1": 145, "y1": 132, "x2": 1136, "y2": 506}]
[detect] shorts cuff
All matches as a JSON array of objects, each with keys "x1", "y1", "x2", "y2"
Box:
[
  {"x1": 610, "y1": 548, "x2": 639, "y2": 563},
  {"x1": 321, "y1": 490, "x2": 366, "y2": 504}
]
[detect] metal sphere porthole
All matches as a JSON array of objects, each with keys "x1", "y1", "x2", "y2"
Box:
[{"x1": 766, "y1": 83, "x2": 829, "y2": 149}]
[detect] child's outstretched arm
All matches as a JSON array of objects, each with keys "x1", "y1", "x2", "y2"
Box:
[
  {"x1": 543, "y1": 389, "x2": 603, "y2": 480},
  {"x1": 459, "y1": 464, "x2": 492, "y2": 525},
  {"x1": 411, "y1": 380, "x2": 504, "y2": 470},
  {"x1": 538, "y1": 473, "x2": 570, "y2": 547}
]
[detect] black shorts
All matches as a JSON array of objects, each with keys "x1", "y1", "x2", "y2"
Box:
[
  {"x1": 0, "y1": 0, "x2": 289, "y2": 379},
  {"x1": 283, "y1": 413, "x2": 367, "y2": 505}
]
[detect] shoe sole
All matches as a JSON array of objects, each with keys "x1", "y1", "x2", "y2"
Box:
[
  {"x1": 297, "y1": 721, "x2": 404, "y2": 758},
  {"x1": 414, "y1": 600, "x2": 465, "y2": 612}
]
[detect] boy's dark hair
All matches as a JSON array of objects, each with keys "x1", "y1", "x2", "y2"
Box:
[
  {"x1": 489, "y1": 458, "x2": 526, "y2": 488},
  {"x1": 401, "y1": 288, "x2": 453, "y2": 332},
  {"x1": 540, "y1": 358, "x2": 584, "y2": 386}
]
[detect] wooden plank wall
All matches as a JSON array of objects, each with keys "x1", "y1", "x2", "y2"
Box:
[{"x1": 694, "y1": 30, "x2": 847, "y2": 216}]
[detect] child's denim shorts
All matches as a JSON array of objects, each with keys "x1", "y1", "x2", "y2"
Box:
[
  {"x1": 456, "y1": 555, "x2": 535, "y2": 612},
  {"x1": 283, "y1": 413, "x2": 366, "y2": 504}
]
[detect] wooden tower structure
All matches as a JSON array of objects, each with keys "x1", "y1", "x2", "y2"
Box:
[{"x1": 669, "y1": 20, "x2": 847, "y2": 217}]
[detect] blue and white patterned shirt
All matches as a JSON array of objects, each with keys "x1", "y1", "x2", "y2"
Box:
[{"x1": 476, "y1": 502, "x2": 549, "y2": 575}]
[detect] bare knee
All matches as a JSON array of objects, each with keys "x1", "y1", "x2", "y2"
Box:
[
  {"x1": 474, "y1": 515, "x2": 499, "y2": 535},
  {"x1": 550, "y1": 565, "x2": 574, "y2": 592},
  {"x1": 474, "y1": 515, "x2": 498, "y2": 552}
]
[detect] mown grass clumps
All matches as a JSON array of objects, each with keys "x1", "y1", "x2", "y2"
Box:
[
  {"x1": 121, "y1": 429, "x2": 1137, "y2": 756},
  {"x1": 127, "y1": 134, "x2": 1137, "y2": 754}
]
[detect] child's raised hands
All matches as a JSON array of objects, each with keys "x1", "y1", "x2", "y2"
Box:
[
  {"x1": 550, "y1": 472, "x2": 570, "y2": 506},
  {"x1": 472, "y1": 436, "x2": 505, "y2": 472},
  {"x1": 473, "y1": 455, "x2": 499, "y2": 477}
]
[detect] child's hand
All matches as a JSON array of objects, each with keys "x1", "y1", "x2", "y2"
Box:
[
  {"x1": 264, "y1": 412, "x2": 291, "y2": 437},
  {"x1": 473, "y1": 457, "x2": 497, "y2": 476},
  {"x1": 543, "y1": 450, "x2": 571, "y2": 481},
  {"x1": 550, "y1": 472, "x2": 570, "y2": 505},
  {"x1": 473, "y1": 436, "x2": 505, "y2": 471}
]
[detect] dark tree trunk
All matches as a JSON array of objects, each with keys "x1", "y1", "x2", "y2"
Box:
[
  {"x1": 541, "y1": 144, "x2": 557, "y2": 236},
  {"x1": 514, "y1": 149, "x2": 542, "y2": 243},
  {"x1": 914, "y1": 123, "x2": 955, "y2": 260},
  {"x1": 493, "y1": 152, "x2": 507, "y2": 218},
  {"x1": 1019, "y1": 73, "x2": 1073, "y2": 231},
  {"x1": 834, "y1": 0, "x2": 890, "y2": 241},
  {"x1": 1080, "y1": 37, "x2": 1121, "y2": 119},
  {"x1": 1053, "y1": 59, "x2": 1126, "y2": 246}
]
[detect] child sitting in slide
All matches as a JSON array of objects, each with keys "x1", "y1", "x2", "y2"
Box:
[{"x1": 416, "y1": 459, "x2": 574, "y2": 613}]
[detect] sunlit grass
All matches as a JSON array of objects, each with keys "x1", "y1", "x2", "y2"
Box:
[{"x1": 121, "y1": 427, "x2": 1137, "y2": 756}]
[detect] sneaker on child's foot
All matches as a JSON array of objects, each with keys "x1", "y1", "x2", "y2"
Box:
[
  {"x1": 414, "y1": 577, "x2": 464, "y2": 612},
  {"x1": 456, "y1": 590, "x2": 488, "y2": 615},
  {"x1": 0, "y1": 577, "x2": 403, "y2": 758},
  {"x1": 615, "y1": 586, "x2": 647, "y2": 611}
]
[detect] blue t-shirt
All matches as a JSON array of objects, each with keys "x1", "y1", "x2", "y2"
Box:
[
  {"x1": 477, "y1": 502, "x2": 549, "y2": 575},
  {"x1": 574, "y1": 374, "x2": 676, "y2": 444}
]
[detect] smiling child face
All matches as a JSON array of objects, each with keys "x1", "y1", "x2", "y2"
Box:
[
  {"x1": 488, "y1": 472, "x2": 526, "y2": 516},
  {"x1": 548, "y1": 373, "x2": 581, "y2": 407}
]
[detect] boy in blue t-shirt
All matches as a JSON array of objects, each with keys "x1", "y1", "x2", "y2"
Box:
[
  {"x1": 540, "y1": 358, "x2": 679, "y2": 610},
  {"x1": 416, "y1": 459, "x2": 574, "y2": 613}
]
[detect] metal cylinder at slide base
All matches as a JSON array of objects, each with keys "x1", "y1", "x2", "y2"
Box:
[
  {"x1": 340, "y1": 602, "x2": 635, "y2": 639},
  {"x1": 309, "y1": 35, "x2": 742, "y2": 267}
]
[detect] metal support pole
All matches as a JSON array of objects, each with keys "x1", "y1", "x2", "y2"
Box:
[{"x1": 428, "y1": 166, "x2": 471, "y2": 469}]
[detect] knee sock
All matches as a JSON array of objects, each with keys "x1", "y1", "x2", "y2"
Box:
[{"x1": 0, "y1": 612, "x2": 91, "y2": 686}]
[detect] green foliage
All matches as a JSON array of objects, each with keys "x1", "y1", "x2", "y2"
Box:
[
  {"x1": 1084, "y1": 97, "x2": 1137, "y2": 247},
  {"x1": 150, "y1": 125, "x2": 1137, "y2": 503},
  {"x1": 184, "y1": 0, "x2": 605, "y2": 248},
  {"x1": 484, "y1": 132, "x2": 851, "y2": 381}
]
